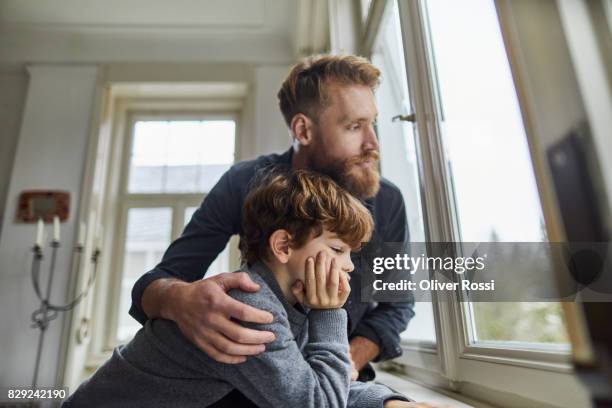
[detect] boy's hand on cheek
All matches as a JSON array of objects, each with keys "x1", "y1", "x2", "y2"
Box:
[{"x1": 292, "y1": 251, "x2": 351, "y2": 309}]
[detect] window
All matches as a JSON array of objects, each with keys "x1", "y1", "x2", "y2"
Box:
[
  {"x1": 363, "y1": 0, "x2": 589, "y2": 406},
  {"x1": 423, "y1": 0, "x2": 568, "y2": 347},
  {"x1": 128, "y1": 120, "x2": 235, "y2": 193},
  {"x1": 112, "y1": 116, "x2": 236, "y2": 344},
  {"x1": 116, "y1": 208, "x2": 172, "y2": 341},
  {"x1": 371, "y1": 0, "x2": 436, "y2": 345}
]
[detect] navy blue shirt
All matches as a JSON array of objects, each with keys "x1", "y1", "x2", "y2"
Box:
[{"x1": 130, "y1": 148, "x2": 414, "y2": 362}]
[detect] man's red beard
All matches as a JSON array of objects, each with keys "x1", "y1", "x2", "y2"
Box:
[
  {"x1": 340, "y1": 150, "x2": 380, "y2": 198},
  {"x1": 311, "y1": 150, "x2": 381, "y2": 199}
]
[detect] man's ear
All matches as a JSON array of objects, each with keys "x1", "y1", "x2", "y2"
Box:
[
  {"x1": 269, "y1": 229, "x2": 292, "y2": 263},
  {"x1": 290, "y1": 113, "x2": 315, "y2": 146}
]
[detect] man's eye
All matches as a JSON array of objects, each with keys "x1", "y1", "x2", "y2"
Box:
[{"x1": 348, "y1": 124, "x2": 361, "y2": 131}]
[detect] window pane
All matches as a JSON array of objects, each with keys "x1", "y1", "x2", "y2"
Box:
[
  {"x1": 128, "y1": 120, "x2": 235, "y2": 193},
  {"x1": 424, "y1": 0, "x2": 567, "y2": 344},
  {"x1": 116, "y1": 207, "x2": 172, "y2": 342},
  {"x1": 372, "y1": 0, "x2": 435, "y2": 344}
]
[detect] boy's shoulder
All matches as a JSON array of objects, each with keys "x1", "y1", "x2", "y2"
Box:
[{"x1": 227, "y1": 269, "x2": 288, "y2": 321}]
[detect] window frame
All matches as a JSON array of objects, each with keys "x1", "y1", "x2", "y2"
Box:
[
  {"x1": 102, "y1": 110, "x2": 239, "y2": 351},
  {"x1": 363, "y1": 0, "x2": 590, "y2": 406},
  {"x1": 366, "y1": 0, "x2": 441, "y2": 372}
]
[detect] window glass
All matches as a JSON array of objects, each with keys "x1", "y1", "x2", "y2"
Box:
[
  {"x1": 129, "y1": 120, "x2": 235, "y2": 193},
  {"x1": 114, "y1": 118, "x2": 236, "y2": 345},
  {"x1": 372, "y1": 0, "x2": 436, "y2": 344},
  {"x1": 424, "y1": 0, "x2": 568, "y2": 344},
  {"x1": 116, "y1": 207, "x2": 172, "y2": 342}
]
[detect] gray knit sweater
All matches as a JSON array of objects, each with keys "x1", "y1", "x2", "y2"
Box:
[{"x1": 64, "y1": 261, "x2": 409, "y2": 407}]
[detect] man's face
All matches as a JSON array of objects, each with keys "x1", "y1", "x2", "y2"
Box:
[{"x1": 308, "y1": 83, "x2": 381, "y2": 199}]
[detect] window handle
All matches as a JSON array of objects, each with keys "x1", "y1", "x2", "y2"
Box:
[{"x1": 392, "y1": 113, "x2": 416, "y2": 123}]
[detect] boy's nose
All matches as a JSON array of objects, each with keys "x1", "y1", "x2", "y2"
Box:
[{"x1": 343, "y1": 257, "x2": 355, "y2": 273}]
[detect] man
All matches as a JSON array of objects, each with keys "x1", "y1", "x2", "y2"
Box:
[{"x1": 130, "y1": 54, "x2": 414, "y2": 386}]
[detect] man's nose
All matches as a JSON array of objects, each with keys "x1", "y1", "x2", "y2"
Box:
[{"x1": 363, "y1": 123, "x2": 379, "y2": 151}]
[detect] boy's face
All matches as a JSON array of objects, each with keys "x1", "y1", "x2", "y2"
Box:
[
  {"x1": 308, "y1": 83, "x2": 381, "y2": 198},
  {"x1": 287, "y1": 229, "x2": 355, "y2": 283}
]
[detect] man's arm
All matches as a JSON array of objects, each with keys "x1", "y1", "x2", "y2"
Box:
[
  {"x1": 130, "y1": 169, "x2": 276, "y2": 363},
  {"x1": 348, "y1": 336, "x2": 379, "y2": 373},
  {"x1": 351, "y1": 301, "x2": 414, "y2": 363},
  {"x1": 140, "y1": 277, "x2": 183, "y2": 321},
  {"x1": 129, "y1": 170, "x2": 239, "y2": 324}
]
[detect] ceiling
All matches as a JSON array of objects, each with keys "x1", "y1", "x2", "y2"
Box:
[
  {"x1": 0, "y1": 0, "x2": 274, "y2": 31},
  {"x1": 0, "y1": 0, "x2": 329, "y2": 66}
]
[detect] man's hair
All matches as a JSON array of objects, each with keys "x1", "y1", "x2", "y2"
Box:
[
  {"x1": 240, "y1": 168, "x2": 374, "y2": 265},
  {"x1": 277, "y1": 54, "x2": 381, "y2": 126}
]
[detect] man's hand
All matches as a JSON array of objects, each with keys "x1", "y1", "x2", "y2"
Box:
[
  {"x1": 349, "y1": 336, "x2": 380, "y2": 379},
  {"x1": 142, "y1": 273, "x2": 276, "y2": 364},
  {"x1": 292, "y1": 251, "x2": 351, "y2": 309}
]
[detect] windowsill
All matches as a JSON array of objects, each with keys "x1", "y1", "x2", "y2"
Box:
[
  {"x1": 85, "y1": 350, "x2": 495, "y2": 406},
  {"x1": 374, "y1": 369, "x2": 495, "y2": 408}
]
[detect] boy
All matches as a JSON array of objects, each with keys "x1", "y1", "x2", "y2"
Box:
[{"x1": 64, "y1": 169, "x2": 412, "y2": 407}]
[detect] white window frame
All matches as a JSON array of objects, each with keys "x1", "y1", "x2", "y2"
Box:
[
  {"x1": 362, "y1": 0, "x2": 591, "y2": 406},
  {"x1": 105, "y1": 111, "x2": 238, "y2": 349},
  {"x1": 83, "y1": 106, "x2": 240, "y2": 370}
]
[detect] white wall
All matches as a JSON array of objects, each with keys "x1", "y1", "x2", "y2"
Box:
[
  {"x1": 253, "y1": 65, "x2": 293, "y2": 156},
  {"x1": 0, "y1": 66, "x2": 98, "y2": 388},
  {"x1": 0, "y1": 72, "x2": 28, "y2": 238}
]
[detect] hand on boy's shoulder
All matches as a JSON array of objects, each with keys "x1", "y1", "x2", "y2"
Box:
[
  {"x1": 227, "y1": 271, "x2": 291, "y2": 336},
  {"x1": 165, "y1": 270, "x2": 277, "y2": 364},
  {"x1": 227, "y1": 272, "x2": 283, "y2": 319}
]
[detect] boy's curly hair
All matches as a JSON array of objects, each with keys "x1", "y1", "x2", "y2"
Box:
[{"x1": 240, "y1": 168, "x2": 374, "y2": 265}]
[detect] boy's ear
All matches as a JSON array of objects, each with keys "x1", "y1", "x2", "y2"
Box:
[
  {"x1": 290, "y1": 113, "x2": 314, "y2": 146},
  {"x1": 269, "y1": 229, "x2": 292, "y2": 263}
]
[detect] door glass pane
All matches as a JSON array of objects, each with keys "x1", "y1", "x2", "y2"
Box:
[
  {"x1": 116, "y1": 207, "x2": 172, "y2": 342},
  {"x1": 372, "y1": 0, "x2": 436, "y2": 343},
  {"x1": 129, "y1": 120, "x2": 235, "y2": 193},
  {"x1": 424, "y1": 0, "x2": 567, "y2": 344}
]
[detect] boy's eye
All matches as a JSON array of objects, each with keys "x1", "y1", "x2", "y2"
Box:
[{"x1": 330, "y1": 246, "x2": 344, "y2": 254}]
